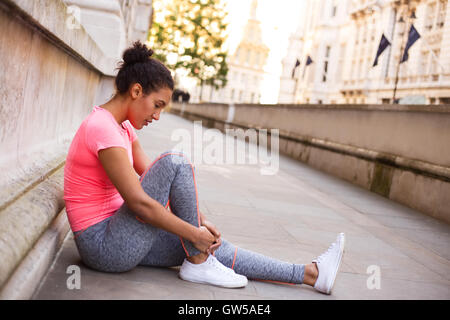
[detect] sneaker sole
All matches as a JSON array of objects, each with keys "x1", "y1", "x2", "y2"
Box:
[
  {"x1": 326, "y1": 233, "x2": 345, "y2": 295},
  {"x1": 178, "y1": 273, "x2": 248, "y2": 289}
]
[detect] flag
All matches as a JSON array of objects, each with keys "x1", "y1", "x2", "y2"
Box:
[
  {"x1": 291, "y1": 59, "x2": 300, "y2": 78},
  {"x1": 302, "y1": 56, "x2": 313, "y2": 79},
  {"x1": 372, "y1": 33, "x2": 391, "y2": 66},
  {"x1": 401, "y1": 24, "x2": 421, "y2": 63}
]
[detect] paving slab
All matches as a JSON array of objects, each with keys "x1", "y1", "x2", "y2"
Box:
[{"x1": 33, "y1": 113, "x2": 450, "y2": 300}]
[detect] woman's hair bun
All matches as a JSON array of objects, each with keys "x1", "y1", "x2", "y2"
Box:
[{"x1": 122, "y1": 40, "x2": 154, "y2": 66}]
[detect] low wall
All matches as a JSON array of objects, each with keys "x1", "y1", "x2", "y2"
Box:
[
  {"x1": 0, "y1": 0, "x2": 116, "y2": 297},
  {"x1": 170, "y1": 102, "x2": 450, "y2": 224}
]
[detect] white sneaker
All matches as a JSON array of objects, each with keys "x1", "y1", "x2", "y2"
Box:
[
  {"x1": 179, "y1": 255, "x2": 248, "y2": 288},
  {"x1": 312, "y1": 233, "x2": 345, "y2": 295}
]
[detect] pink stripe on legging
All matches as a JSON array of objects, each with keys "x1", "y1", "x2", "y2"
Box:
[
  {"x1": 231, "y1": 247, "x2": 238, "y2": 269},
  {"x1": 137, "y1": 152, "x2": 201, "y2": 257}
]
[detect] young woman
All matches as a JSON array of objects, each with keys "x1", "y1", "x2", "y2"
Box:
[{"x1": 63, "y1": 41, "x2": 345, "y2": 294}]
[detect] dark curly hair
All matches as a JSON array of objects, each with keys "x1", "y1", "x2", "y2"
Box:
[{"x1": 115, "y1": 41, "x2": 174, "y2": 95}]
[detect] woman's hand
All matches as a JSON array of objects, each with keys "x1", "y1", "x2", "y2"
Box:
[
  {"x1": 192, "y1": 226, "x2": 216, "y2": 254},
  {"x1": 201, "y1": 218, "x2": 222, "y2": 254}
]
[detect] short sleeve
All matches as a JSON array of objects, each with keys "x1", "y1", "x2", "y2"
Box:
[
  {"x1": 85, "y1": 118, "x2": 127, "y2": 156},
  {"x1": 123, "y1": 120, "x2": 138, "y2": 143}
]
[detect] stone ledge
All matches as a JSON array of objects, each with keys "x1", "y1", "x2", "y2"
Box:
[
  {"x1": 178, "y1": 102, "x2": 450, "y2": 113},
  {"x1": 0, "y1": 166, "x2": 65, "y2": 290},
  {"x1": 171, "y1": 108, "x2": 450, "y2": 183},
  {"x1": 0, "y1": 208, "x2": 70, "y2": 300},
  {"x1": 0, "y1": 154, "x2": 66, "y2": 213}
]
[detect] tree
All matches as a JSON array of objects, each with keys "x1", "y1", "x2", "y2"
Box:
[{"x1": 148, "y1": 0, "x2": 229, "y2": 93}]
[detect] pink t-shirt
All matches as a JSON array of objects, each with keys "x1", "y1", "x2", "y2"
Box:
[{"x1": 64, "y1": 106, "x2": 138, "y2": 232}]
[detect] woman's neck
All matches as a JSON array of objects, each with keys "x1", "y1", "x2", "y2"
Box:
[{"x1": 100, "y1": 95, "x2": 128, "y2": 125}]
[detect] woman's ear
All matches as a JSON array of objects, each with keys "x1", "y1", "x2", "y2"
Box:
[{"x1": 130, "y1": 83, "x2": 143, "y2": 99}]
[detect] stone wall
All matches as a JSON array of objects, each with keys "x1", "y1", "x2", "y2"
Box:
[
  {"x1": 0, "y1": 0, "x2": 150, "y2": 299},
  {"x1": 170, "y1": 102, "x2": 450, "y2": 224}
]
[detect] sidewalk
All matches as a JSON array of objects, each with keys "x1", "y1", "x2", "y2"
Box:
[{"x1": 33, "y1": 113, "x2": 450, "y2": 300}]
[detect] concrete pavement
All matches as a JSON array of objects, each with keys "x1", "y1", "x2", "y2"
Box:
[{"x1": 33, "y1": 113, "x2": 450, "y2": 300}]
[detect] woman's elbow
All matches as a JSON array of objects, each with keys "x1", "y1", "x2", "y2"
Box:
[{"x1": 126, "y1": 192, "x2": 154, "y2": 216}]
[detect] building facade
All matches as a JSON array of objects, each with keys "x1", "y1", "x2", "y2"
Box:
[
  {"x1": 191, "y1": 0, "x2": 269, "y2": 103},
  {"x1": 279, "y1": 0, "x2": 450, "y2": 104}
]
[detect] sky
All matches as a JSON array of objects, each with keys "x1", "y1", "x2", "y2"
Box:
[{"x1": 225, "y1": 0, "x2": 306, "y2": 103}]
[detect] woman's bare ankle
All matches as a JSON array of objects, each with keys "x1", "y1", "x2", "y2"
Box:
[
  {"x1": 187, "y1": 252, "x2": 209, "y2": 264},
  {"x1": 303, "y1": 263, "x2": 319, "y2": 286}
]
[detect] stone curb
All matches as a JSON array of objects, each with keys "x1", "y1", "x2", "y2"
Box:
[{"x1": 0, "y1": 208, "x2": 70, "y2": 300}]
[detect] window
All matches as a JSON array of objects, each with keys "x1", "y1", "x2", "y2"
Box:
[
  {"x1": 370, "y1": 19, "x2": 375, "y2": 42},
  {"x1": 336, "y1": 43, "x2": 346, "y2": 82},
  {"x1": 355, "y1": 25, "x2": 360, "y2": 44},
  {"x1": 419, "y1": 52, "x2": 429, "y2": 75},
  {"x1": 331, "y1": 1, "x2": 337, "y2": 18},
  {"x1": 437, "y1": 1, "x2": 446, "y2": 28},
  {"x1": 322, "y1": 46, "x2": 331, "y2": 82},
  {"x1": 358, "y1": 59, "x2": 363, "y2": 79},
  {"x1": 246, "y1": 50, "x2": 251, "y2": 65},
  {"x1": 254, "y1": 52, "x2": 260, "y2": 67},
  {"x1": 425, "y1": 2, "x2": 436, "y2": 31},
  {"x1": 322, "y1": 61, "x2": 328, "y2": 82},
  {"x1": 235, "y1": 47, "x2": 241, "y2": 63},
  {"x1": 351, "y1": 59, "x2": 356, "y2": 79},
  {"x1": 430, "y1": 49, "x2": 440, "y2": 78},
  {"x1": 362, "y1": 23, "x2": 367, "y2": 43}
]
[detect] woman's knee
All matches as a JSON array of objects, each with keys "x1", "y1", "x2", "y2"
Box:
[
  {"x1": 140, "y1": 150, "x2": 193, "y2": 181},
  {"x1": 154, "y1": 151, "x2": 194, "y2": 170},
  {"x1": 161, "y1": 150, "x2": 192, "y2": 164}
]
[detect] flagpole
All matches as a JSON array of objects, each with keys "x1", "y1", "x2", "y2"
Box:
[
  {"x1": 295, "y1": 56, "x2": 313, "y2": 103},
  {"x1": 393, "y1": 0, "x2": 416, "y2": 104},
  {"x1": 293, "y1": 69, "x2": 300, "y2": 103},
  {"x1": 392, "y1": 18, "x2": 408, "y2": 104}
]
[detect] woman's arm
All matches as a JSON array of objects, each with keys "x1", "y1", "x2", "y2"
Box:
[
  {"x1": 132, "y1": 139, "x2": 151, "y2": 176},
  {"x1": 98, "y1": 147, "x2": 215, "y2": 253}
]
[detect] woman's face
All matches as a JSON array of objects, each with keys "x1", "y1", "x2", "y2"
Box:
[{"x1": 128, "y1": 85, "x2": 172, "y2": 129}]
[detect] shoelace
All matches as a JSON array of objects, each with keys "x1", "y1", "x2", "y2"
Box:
[
  {"x1": 316, "y1": 241, "x2": 337, "y2": 264},
  {"x1": 208, "y1": 256, "x2": 236, "y2": 275}
]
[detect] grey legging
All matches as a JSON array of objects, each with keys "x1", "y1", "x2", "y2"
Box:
[{"x1": 73, "y1": 151, "x2": 305, "y2": 284}]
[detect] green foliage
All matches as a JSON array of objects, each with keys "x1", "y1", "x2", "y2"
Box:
[{"x1": 149, "y1": 0, "x2": 229, "y2": 89}]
